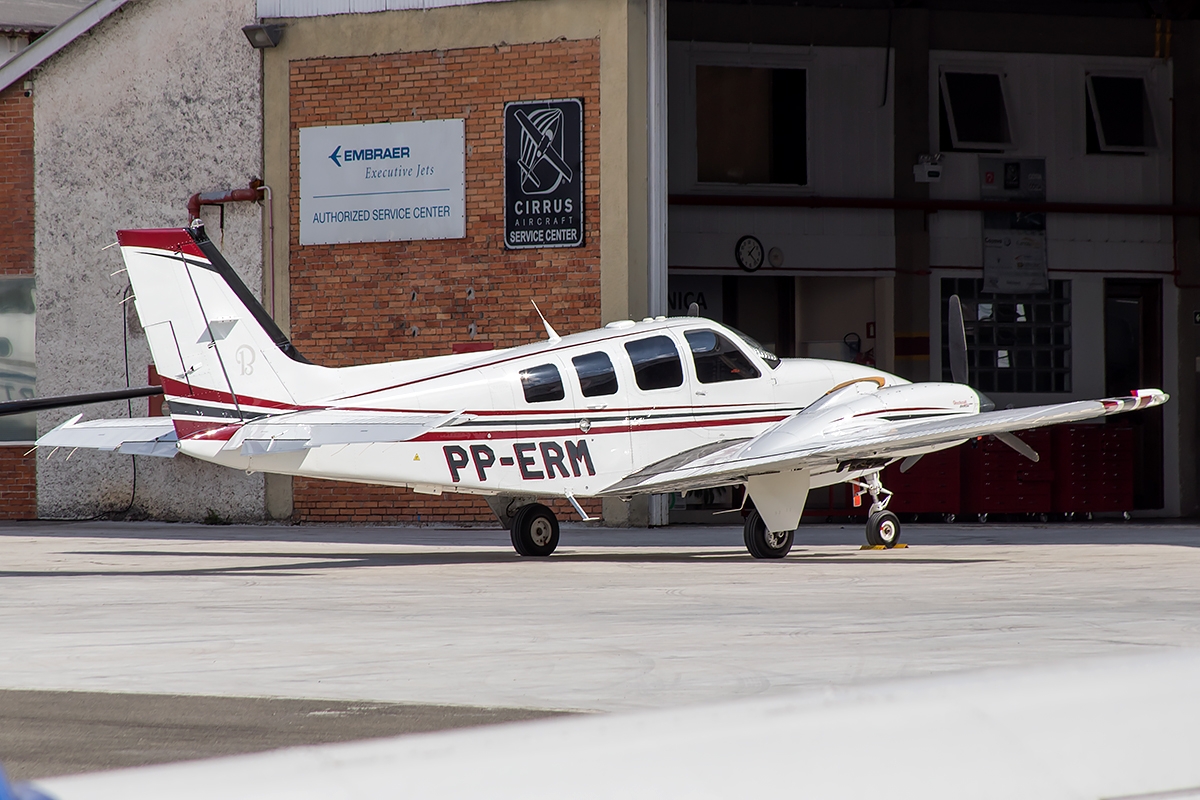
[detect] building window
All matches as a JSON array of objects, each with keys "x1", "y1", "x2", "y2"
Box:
[
  {"x1": 941, "y1": 279, "x2": 1071, "y2": 394},
  {"x1": 938, "y1": 71, "x2": 1012, "y2": 152},
  {"x1": 695, "y1": 65, "x2": 807, "y2": 185},
  {"x1": 520, "y1": 363, "x2": 565, "y2": 403},
  {"x1": 1086, "y1": 75, "x2": 1155, "y2": 154},
  {"x1": 572, "y1": 352, "x2": 618, "y2": 398},
  {"x1": 685, "y1": 329, "x2": 761, "y2": 383},
  {"x1": 624, "y1": 336, "x2": 684, "y2": 391},
  {"x1": 0, "y1": 277, "x2": 36, "y2": 442}
]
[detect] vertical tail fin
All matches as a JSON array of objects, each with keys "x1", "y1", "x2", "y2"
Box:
[{"x1": 117, "y1": 225, "x2": 327, "y2": 427}]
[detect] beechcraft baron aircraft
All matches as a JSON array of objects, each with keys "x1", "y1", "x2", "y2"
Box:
[{"x1": 24, "y1": 224, "x2": 1166, "y2": 557}]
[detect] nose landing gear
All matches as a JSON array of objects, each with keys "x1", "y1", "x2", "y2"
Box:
[{"x1": 855, "y1": 471, "x2": 901, "y2": 548}]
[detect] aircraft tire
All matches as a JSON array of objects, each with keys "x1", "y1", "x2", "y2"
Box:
[
  {"x1": 743, "y1": 510, "x2": 794, "y2": 559},
  {"x1": 510, "y1": 503, "x2": 559, "y2": 557},
  {"x1": 865, "y1": 510, "x2": 901, "y2": 548}
]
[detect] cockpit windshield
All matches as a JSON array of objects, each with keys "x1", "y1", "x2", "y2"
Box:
[{"x1": 727, "y1": 327, "x2": 781, "y2": 370}]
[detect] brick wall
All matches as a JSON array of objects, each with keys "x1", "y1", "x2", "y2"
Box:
[
  {"x1": 0, "y1": 84, "x2": 36, "y2": 519},
  {"x1": 289, "y1": 39, "x2": 602, "y2": 524}
]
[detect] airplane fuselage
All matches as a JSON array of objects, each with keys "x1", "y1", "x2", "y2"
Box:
[{"x1": 172, "y1": 316, "x2": 968, "y2": 502}]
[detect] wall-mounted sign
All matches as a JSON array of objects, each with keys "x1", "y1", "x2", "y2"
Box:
[
  {"x1": 980, "y1": 157, "x2": 1048, "y2": 293},
  {"x1": 667, "y1": 275, "x2": 723, "y2": 320},
  {"x1": 299, "y1": 119, "x2": 465, "y2": 246},
  {"x1": 504, "y1": 99, "x2": 583, "y2": 249}
]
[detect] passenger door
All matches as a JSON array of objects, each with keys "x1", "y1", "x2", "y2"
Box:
[
  {"x1": 621, "y1": 334, "x2": 703, "y2": 471},
  {"x1": 679, "y1": 327, "x2": 776, "y2": 445}
]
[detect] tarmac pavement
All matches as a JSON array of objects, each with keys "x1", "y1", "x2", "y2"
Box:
[{"x1": 2, "y1": 519, "x2": 1199, "y2": 780}]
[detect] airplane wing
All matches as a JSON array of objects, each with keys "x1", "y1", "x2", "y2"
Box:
[
  {"x1": 602, "y1": 390, "x2": 1168, "y2": 496},
  {"x1": 225, "y1": 409, "x2": 468, "y2": 456},
  {"x1": 37, "y1": 414, "x2": 179, "y2": 457}
]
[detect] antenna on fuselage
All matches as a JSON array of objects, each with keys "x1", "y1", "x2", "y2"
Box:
[{"x1": 531, "y1": 301, "x2": 561, "y2": 343}]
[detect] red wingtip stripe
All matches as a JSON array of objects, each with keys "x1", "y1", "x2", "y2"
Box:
[{"x1": 116, "y1": 228, "x2": 206, "y2": 258}]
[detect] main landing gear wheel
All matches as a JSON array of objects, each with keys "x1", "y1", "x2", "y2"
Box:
[
  {"x1": 509, "y1": 503, "x2": 560, "y2": 557},
  {"x1": 743, "y1": 509, "x2": 794, "y2": 559},
  {"x1": 866, "y1": 510, "x2": 902, "y2": 548}
]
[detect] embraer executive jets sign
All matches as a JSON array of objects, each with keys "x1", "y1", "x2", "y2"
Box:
[
  {"x1": 299, "y1": 119, "x2": 466, "y2": 245},
  {"x1": 504, "y1": 99, "x2": 584, "y2": 249}
]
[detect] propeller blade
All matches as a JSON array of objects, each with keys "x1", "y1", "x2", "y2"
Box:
[
  {"x1": 948, "y1": 294, "x2": 969, "y2": 384},
  {"x1": 995, "y1": 431, "x2": 1040, "y2": 463}
]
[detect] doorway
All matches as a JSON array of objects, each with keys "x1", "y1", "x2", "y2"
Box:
[{"x1": 1104, "y1": 279, "x2": 1163, "y2": 510}]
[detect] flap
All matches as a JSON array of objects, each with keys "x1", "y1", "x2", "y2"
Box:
[{"x1": 37, "y1": 415, "x2": 178, "y2": 457}]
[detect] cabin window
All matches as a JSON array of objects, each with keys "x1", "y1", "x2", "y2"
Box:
[
  {"x1": 939, "y1": 71, "x2": 1012, "y2": 152},
  {"x1": 695, "y1": 65, "x2": 807, "y2": 185},
  {"x1": 685, "y1": 329, "x2": 761, "y2": 383},
  {"x1": 0, "y1": 276, "x2": 35, "y2": 443},
  {"x1": 572, "y1": 351, "x2": 619, "y2": 397},
  {"x1": 624, "y1": 336, "x2": 684, "y2": 391},
  {"x1": 520, "y1": 363, "x2": 565, "y2": 403},
  {"x1": 1086, "y1": 75, "x2": 1154, "y2": 154}
]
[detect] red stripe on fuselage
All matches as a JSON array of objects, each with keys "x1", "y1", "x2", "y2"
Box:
[
  {"x1": 159, "y1": 376, "x2": 304, "y2": 412},
  {"x1": 172, "y1": 419, "x2": 238, "y2": 439},
  {"x1": 412, "y1": 414, "x2": 789, "y2": 441}
]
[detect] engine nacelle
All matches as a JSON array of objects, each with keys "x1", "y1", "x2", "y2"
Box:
[{"x1": 743, "y1": 379, "x2": 983, "y2": 460}]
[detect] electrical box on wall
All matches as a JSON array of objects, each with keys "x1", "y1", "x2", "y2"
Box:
[{"x1": 914, "y1": 154, "x2": 942, "y2": 183}]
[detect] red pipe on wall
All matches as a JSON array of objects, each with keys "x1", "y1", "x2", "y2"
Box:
[
  {"x1": 187, "y1": 181, "x2": 264, "y2": 221},
  {"x1": 185, "y1": 179, "x2": 277, "y2": 319}
]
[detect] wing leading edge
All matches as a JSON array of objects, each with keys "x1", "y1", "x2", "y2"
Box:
[{"x1": 601, "y1": 389, "x2": 1168, "y2": 497}]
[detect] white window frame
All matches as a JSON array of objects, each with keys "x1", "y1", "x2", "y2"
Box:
[
  {"x1": 679, "y1": 43, "x2": 814, "y2": 196},
  {"x1": 938, "y1": 67, "x2": 1016, "y2": 152},
  {"x1": 1084, "y1": 71, "x2": 1158, "y2": 154}
]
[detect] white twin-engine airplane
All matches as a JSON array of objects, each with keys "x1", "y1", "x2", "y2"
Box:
[{"x1": 39, "y1": 223, "x2": 1167, "y2": 558}]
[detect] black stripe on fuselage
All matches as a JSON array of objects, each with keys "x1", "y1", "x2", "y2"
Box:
[{"x1": 166, "y1": 400, "x2": 272, "y2": 421}]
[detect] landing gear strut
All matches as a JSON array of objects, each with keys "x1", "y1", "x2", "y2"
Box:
[
  {"x1": 743, "y1": 509, "x2": 794, "y2": 559},
  {"x1": 855, "y1": 471, "x2": 901, "y2": 548},
  {"x1": 509, "y1": 503, "x2": 560, "y2": 557}
]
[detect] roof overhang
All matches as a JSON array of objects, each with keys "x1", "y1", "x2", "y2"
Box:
[{"x1": 0, "y1": 0, "x2": 132, "y2": 93}]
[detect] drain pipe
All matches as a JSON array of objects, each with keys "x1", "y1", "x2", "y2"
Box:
[{"x1": 185, "y1": 180, "x2": 277, "y2": 319}]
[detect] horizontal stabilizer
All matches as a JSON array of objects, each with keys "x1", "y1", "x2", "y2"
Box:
[
  {"x1": 37, "y1": 415, "x2": 178, "y2": 457},
  {"x1": 227, "y1": 409, "x2": 469, "y2": 456}
]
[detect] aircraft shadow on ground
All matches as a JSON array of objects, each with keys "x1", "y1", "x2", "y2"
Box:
[
  {"x1": 0, "y1": 548, "x2": 997, "y2": 578},
  {"x1": 0, "y1": 521, "x2": 1196, "y2": 549}
]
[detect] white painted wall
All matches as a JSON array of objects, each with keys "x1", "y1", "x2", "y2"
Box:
[
  {"x1": 925, "y1": 52, "x2": 1178, "y2": 514},
  {"x1": 928, "y1": 52, "x2": 1173, "y2": 271},
  {"x1": 667, "y1": 43, "x2": 894, "y2": 273},
  {"x1": 33, "y1": 0, "x2": 267, "y2": 521}
]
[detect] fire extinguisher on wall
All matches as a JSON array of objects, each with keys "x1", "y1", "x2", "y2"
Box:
[{"x1": 844, "y1": 332, "x2": 876, "y2": 366}]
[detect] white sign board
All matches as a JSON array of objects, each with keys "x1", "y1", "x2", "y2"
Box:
[
  {"x1": 299, "y1": 119, "x2": 465, "y2": 245},
  {"x1": 979, "y1": 157, "x2": 1049, "y2": 294}
]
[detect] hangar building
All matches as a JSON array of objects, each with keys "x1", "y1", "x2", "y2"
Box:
[{"x1": 1, "y1": 0, "x2": 1197, "y2": 523}]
